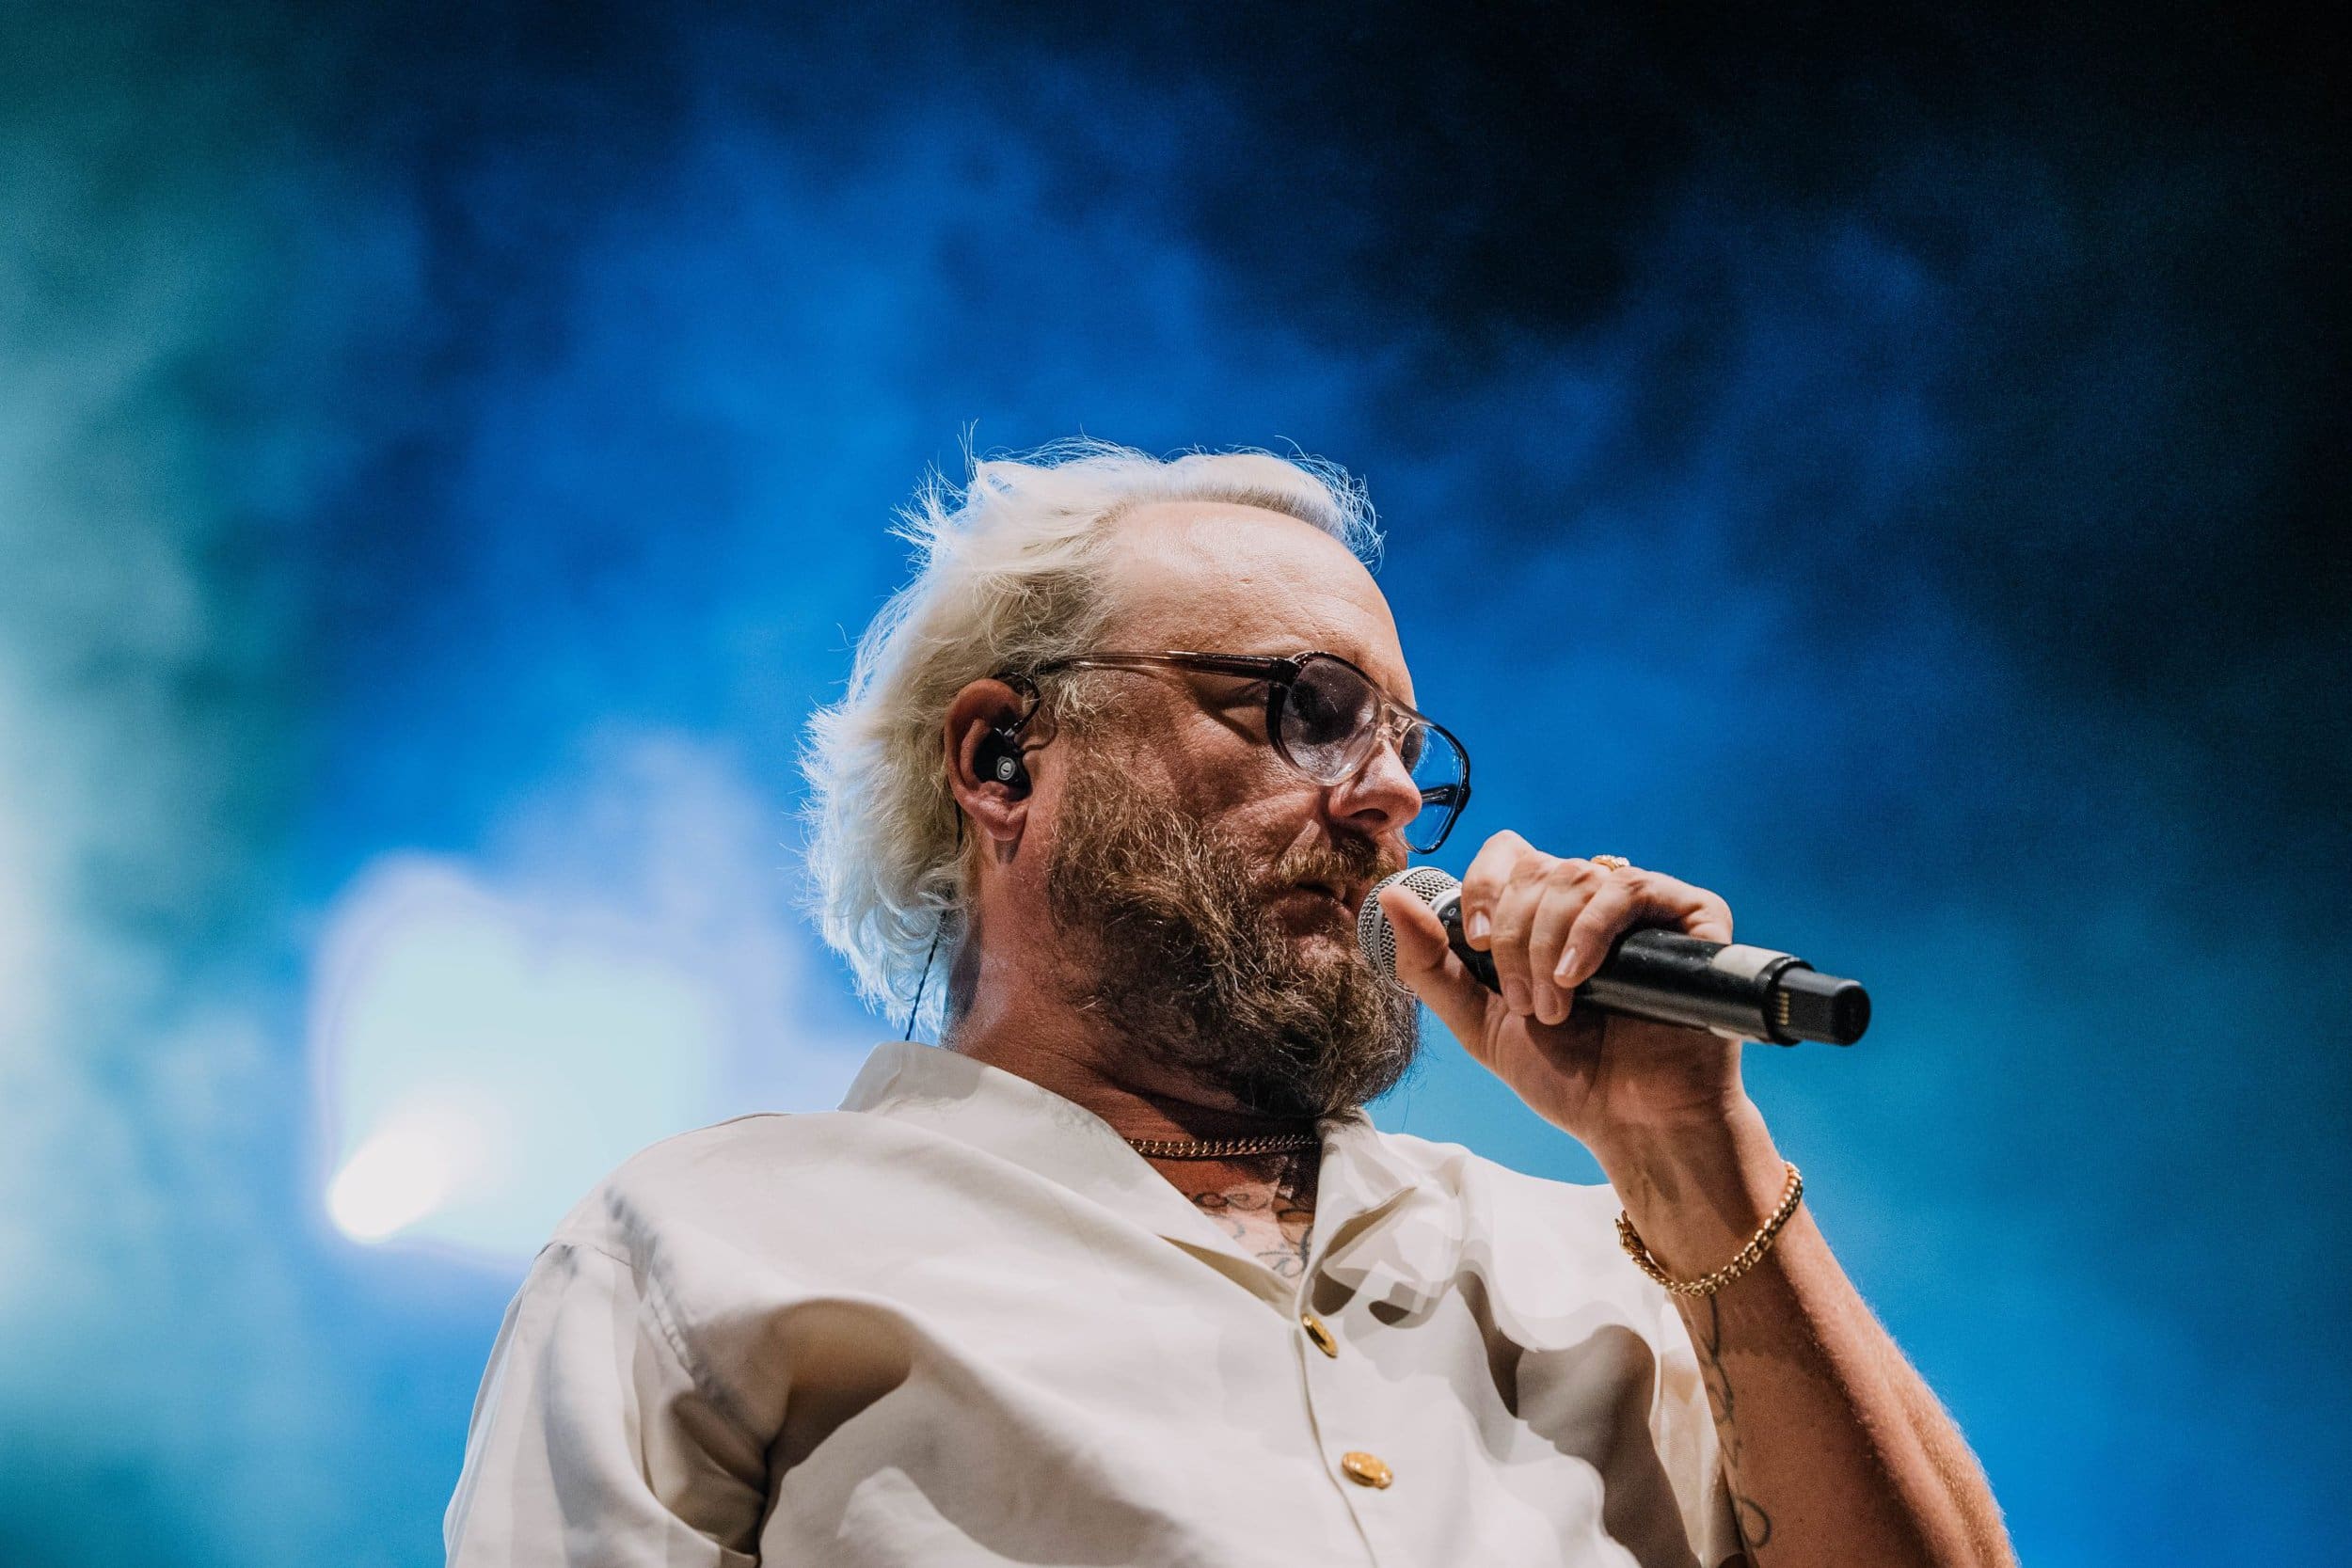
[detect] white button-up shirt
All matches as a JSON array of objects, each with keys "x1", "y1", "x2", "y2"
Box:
[{"x1": 446, "y1": 1040, "x2": 1740, "y2": 1566}]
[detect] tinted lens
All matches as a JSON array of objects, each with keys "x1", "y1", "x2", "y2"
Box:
[
  {"x1": 1278, "y1": 657, "x2": 1467, "y2": 852},
  {"x1": 1404, "y1": 725, "x2": 1469, "y2": 851},
  {"x1": 1279, "y1": 657, "x2": 1381, "y2": 781}
]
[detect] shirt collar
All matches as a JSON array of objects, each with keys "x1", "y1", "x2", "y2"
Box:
[
  {"x1": 1314, "y1": 1106, "x2": 1422, "y2": 1234},
  {"x1": 840, "y1": 1039, "x2": 1240, "y2": 1259},
  {"x1": 838, "y1": 1039, "x2": 1422, "y2": 1289}
]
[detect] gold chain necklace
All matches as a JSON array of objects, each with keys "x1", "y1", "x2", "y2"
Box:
[{"x1": 1123, "y1": 1131, "x2": 1321, "y2": 1161}]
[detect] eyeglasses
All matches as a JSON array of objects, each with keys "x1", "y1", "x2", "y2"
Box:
[{"x1": 1020, "y1": 649, "x2": 1472, "y2": 853}]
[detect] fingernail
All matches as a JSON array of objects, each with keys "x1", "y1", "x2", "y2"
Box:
[
  {"x1": 1502, "y1": 977, "x2": 1530, "y2": 1014},
  {"x1": 1553, "y1": 944, "x2": 1582, "y2": 985},
  {"x1": 1466, "y1": 911, "x2": 1490, "y2": 943}
]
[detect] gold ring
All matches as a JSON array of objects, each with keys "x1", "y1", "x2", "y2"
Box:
[{"x1": 1591, "y1": 854, "x2": 1631, "y2": 872}]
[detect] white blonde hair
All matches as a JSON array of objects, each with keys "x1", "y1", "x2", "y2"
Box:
[{"x1": 801, "y1": 437, "x2": 1382, "y2": 1031}]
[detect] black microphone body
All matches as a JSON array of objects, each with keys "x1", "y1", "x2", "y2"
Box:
[{"x1": 1359, "y1": 867, "x2": 1870, "y2": 1047}]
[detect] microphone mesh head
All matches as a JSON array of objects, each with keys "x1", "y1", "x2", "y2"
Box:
[{"x1": 1357, "y1": 865, "x2": 1463, "y2": 984}]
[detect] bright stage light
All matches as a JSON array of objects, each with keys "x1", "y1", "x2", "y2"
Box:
[
  {"x1": 310, "y1": 856, "x2": 725, "y2": 1257},
  {"x1": 308, "y1": 738, "x2": 872, "y2": 1262},
  {"x1": 326, "y1": 1104, "x2": 485, "y2": 1243}
]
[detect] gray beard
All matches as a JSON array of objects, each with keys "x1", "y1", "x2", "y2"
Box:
[{"x1": 1042, "y1": 761, "x2": 1421, "y2": 1120}]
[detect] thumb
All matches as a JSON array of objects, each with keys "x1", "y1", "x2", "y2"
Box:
[{"x1": 1377, "y1": 884, "x2": 1494, "y2": 1047}]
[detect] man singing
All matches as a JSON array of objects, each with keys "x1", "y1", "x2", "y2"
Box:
[{"x1": 446, "y1": 441, "x2": 2012, "y2": 1566}]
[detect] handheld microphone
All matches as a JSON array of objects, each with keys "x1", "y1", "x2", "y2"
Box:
[{"x1": 1358, "y1": 866, "x2": 1870, "y2": 1046}]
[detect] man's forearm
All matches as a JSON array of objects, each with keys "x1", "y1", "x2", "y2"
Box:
[{"x1": 1594, "y1": 1103, "x2": 2015, "y2": 1568}]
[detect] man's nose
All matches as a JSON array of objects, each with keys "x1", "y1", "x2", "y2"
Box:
[{"x1": 1329, "y1": 728, "x2": 1423, "y2": 842}]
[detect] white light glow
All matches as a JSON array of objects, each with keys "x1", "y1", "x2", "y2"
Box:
[
  {"x1": 310, "y1": 859, "x2": 724, "y2": 1255},
  {"x1": 308, "y1": 736, "x2": 873, "y2": 1261},
  {"x1": 326, "y1": 1104, "x2": 486, "y2": 1242}
]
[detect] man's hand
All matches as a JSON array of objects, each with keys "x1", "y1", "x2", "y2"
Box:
[
  {"x1": 1382, "y1": 831, "x2": 2018, "y2": 1568},
  {"x1": 1377, "y1": 831, "x2": 1750, "y2": 1156}
]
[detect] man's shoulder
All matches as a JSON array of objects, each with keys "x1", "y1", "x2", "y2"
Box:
[
  {"x1": 1361, "y1": 1124, "x2": 1626, "y2": 1232},
  {"x1": 545, "y1": 1107, "x2": 895, "y2": 1255},
  {"x1": 613, "y1": 1105, "x2": 831, "y2": 1167},
  {"x1": 1361, "y1": 1125, "x2": 1670, "y2": 1317}
]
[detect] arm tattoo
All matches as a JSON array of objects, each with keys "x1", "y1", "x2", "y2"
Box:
[{"x1": 1696, "y1": 1293, "x2": 1774, "y2": 1558}]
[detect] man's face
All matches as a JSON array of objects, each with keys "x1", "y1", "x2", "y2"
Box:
[{"x1": 1033, "y1": 503, "x2": 1429, "y2": 1117}]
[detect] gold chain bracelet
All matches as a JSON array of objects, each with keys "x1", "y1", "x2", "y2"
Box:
[{"x1": 1615, "y1": 1161, "x2": 1804, "y2": 1298}]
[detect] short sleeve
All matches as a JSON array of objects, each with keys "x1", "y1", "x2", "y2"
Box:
[{"x1": 445, "y1": 1242, "x2": 769, "y2": 1567}]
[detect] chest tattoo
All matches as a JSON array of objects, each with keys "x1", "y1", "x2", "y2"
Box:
[{"x1": 1184, "y1": 1154, "x2": 1318, "y2": 1279}]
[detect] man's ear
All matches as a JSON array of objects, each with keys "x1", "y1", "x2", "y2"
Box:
[{"x1": 944, "y1": 679, "x2": 1042, "y2": 847}]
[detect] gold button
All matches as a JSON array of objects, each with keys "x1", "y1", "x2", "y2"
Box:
[
  {"x1": 1300, "y1": 1311, "x2": 1339, "y2": 1358},
  {"x1": 1339, "y1": 1450, "x2": 1393, "y2": 1489}
]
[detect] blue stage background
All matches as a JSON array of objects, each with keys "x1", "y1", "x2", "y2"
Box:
[{"x1": 2, "y1": 4, "x2": 2344, "y2": 1563}]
